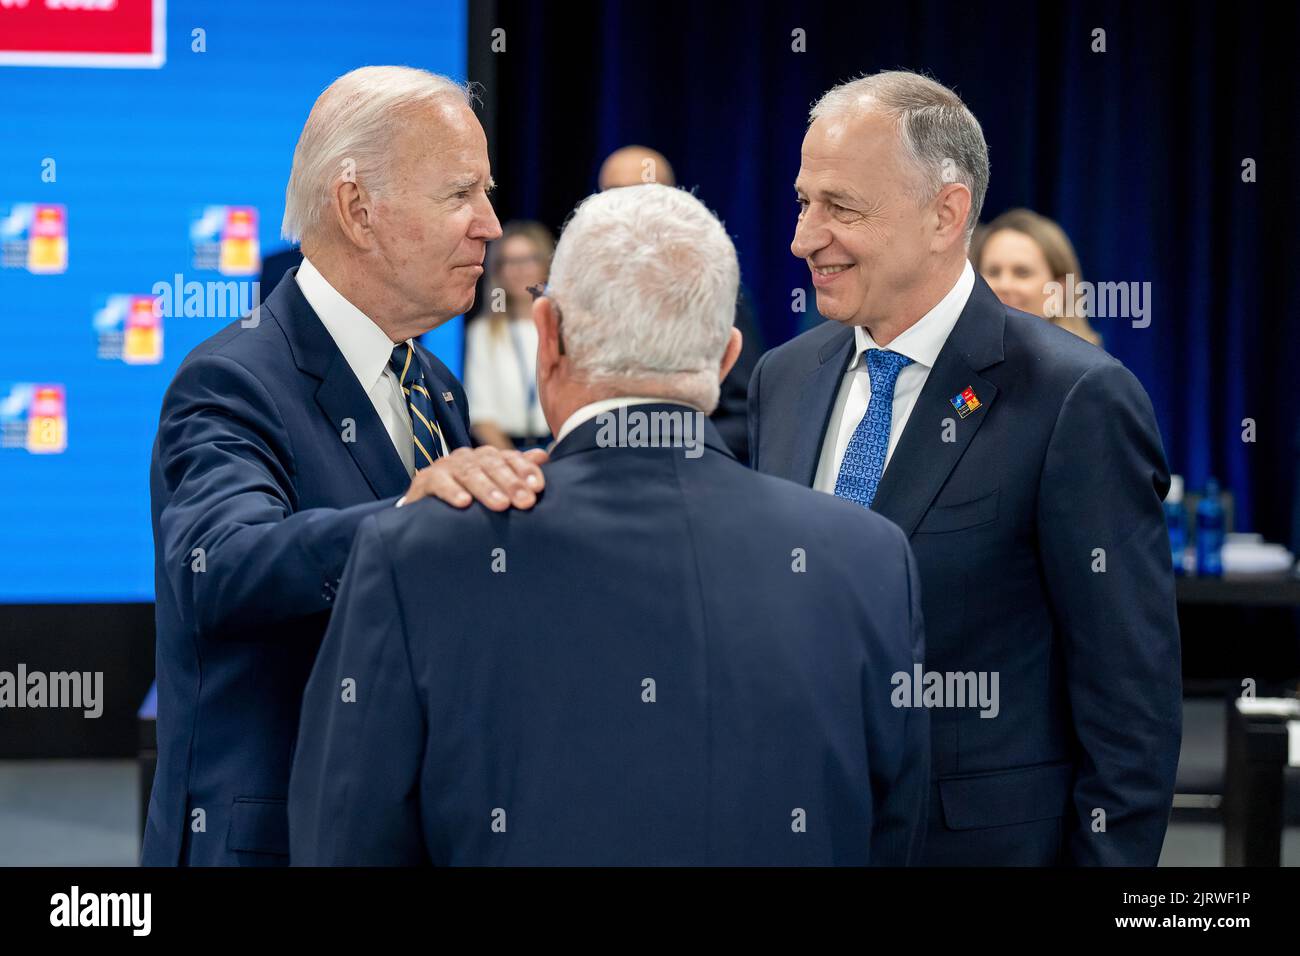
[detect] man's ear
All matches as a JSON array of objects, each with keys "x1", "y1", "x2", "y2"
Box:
[
  {"x1": 930, "y1": 182, "x2": 972, "y2": 253},
  {"x1": 533, "y1": 297, "x2": 562, "y2": 376},
  {"x1": 718, "y1": 327, "x2": 743, "y2": 382},
  {"x1": 330, "y1": 178, "x2": 376, "y2": 251}
]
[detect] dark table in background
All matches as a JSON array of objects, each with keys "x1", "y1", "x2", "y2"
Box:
[
  {"x1": 1176, "y1": 567, "x2": 1300, "y2": 866},
  {"x1": 1177, "y1": 570, "x2": 1300, "y2": 607}
]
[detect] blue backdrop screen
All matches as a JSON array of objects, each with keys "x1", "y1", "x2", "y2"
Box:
[{"x1": 0, "y1": 0, "x2": 468, "y2": 602}]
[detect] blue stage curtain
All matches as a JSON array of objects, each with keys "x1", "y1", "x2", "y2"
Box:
[{"x1": 488, "y1": 0, "x2": 1299, "y2": 544}]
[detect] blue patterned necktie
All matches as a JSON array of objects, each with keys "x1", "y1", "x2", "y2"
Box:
[
  {"x1": 833, "y1": 349, "x2": 914, "y2": 509},
  {"x1": 388, "y1": 343, "x2": 445, "y2": 469}
]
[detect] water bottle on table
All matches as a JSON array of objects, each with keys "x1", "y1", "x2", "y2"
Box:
[
  {"x1": 1195, "y1": 477, "x2": 1225, "y2": 577},
  {"x1": 1164, "y1": 475, "x2": 1186, "y2": 574}
]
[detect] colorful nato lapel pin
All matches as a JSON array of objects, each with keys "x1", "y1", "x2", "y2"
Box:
[
  {"x1": 949, "y1": 386, "x2": 982, "y2": 419},
  {"x1": 442, "y1": 391, "x2": 454, "y2": 403}
]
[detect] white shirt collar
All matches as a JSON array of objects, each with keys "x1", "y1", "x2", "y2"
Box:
[
  {"x1": 294, "y1": 255, "x2": 408, "y2": 391},
  {"x1": 850, "y1": 259, "x2": 975, "y2": 369},
  {"x1": 554, "y1": 396, "x2": 699, "y2": 446}
]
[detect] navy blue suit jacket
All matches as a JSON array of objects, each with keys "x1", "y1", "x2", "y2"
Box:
[
  {"x1": 289, "y1": 407, "x2": 928, "y2": 865},
  {"x1": 747, "y1": 276, "x2": 1182, "y2": 866},
  {"x1": 142, "y1": 269, "x2": 471, "y2": 866}
]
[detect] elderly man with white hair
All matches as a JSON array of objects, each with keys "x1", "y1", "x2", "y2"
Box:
[
  {"x1": 289, "y1": 184, "x2": 929, "y2": 866},
  {"x1": 748, "y1": 70, "x2": 1181, "y2": 866},
  {"x1": 144, "y1": 66, "x2": 547, "y2": 866}
]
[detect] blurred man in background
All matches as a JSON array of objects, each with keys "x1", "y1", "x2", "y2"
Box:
[
  {"x1": 145, "y1": 66, "x2": 541, "y2": 866},
  {"x1": 290, "y1": 184, "x2": 928, "y2": 866},
  {"x1": 749, "y1": 70, "x2": 1181, "y2": 865}
]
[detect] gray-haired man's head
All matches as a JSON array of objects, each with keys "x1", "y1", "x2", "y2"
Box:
[{"x1": 532, "y1": 184, "x2": 742, "y2": 431}]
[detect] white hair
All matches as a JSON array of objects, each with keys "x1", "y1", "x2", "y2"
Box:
[
  {"x1": 547, "y1": 185, "x2": 739, "y2": 412},
  {"x1": 810, "y1": 70, "x2": 989, "y2": 242},
  {"x1": 282, "y1": 66, "x2": 473, "y2": 244}
]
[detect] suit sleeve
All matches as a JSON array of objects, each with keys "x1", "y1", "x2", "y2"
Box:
[
  {"x1": 1037, "y1": 362, "x2": 1182, "y2": 866},
  {"x1": 156, "y1": 353, "x2": 399, "y2": 638},
  {"x1": 289, "y1": 514, "x2": 428, "y2": 865},
  {"x1": 869, "y1": 525, "x2": 930, "y2": 865}
]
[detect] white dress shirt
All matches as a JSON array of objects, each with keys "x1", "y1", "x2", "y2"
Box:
[
  {"x1": 464, "y1": 314, "x2": 550, "y2": 439},
  {"x1": 554, "y1": 396, "x2": 698, "y2": 446},
  {"x1": 295, "y1": 255, "x2": 431, "y2": 477},
  {"x1": 813, "y1": 259, "x2": 975, "y2": 494}
]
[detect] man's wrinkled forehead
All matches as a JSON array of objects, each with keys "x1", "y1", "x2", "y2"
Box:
[
  {"x1": 797, "y1": 113, "x2": 905, "y2": 192},
  {"x1": 393, "y1": 101, "x2": 489, "y2": 177},
  {"x1": 395, "y1": 99, "x2": 476, "y2": 153}
]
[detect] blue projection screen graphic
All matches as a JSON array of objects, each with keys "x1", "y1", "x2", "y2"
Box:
[{"x1": 0, "y1": 1, "x2": 468, "y2": 602}]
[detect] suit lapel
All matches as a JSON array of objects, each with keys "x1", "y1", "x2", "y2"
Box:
[
  {"x1": 267, "y1": 267, "x2": 413, "y2": 500},
  {"x1": 788, "y1": 325, "x2": 856, "y2": 486},
  {"x1": 871, "y1": 276, "x2": 1006, "y2": 536},
  {"x1": 315, "y1": 350, "x2": 412, "y2": 499}
]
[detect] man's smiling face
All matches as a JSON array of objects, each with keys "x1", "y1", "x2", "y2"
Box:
[{"x1": 791, "y1": 109, "x2": 934, "y2": 329}]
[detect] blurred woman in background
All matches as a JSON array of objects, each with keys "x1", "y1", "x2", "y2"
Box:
[
  {"x1": 464, "y1": 220, "x2": 555, "y2": 450},
  {"x1": 972, "y1": 208, "x2": 1102, "y2": 348}
]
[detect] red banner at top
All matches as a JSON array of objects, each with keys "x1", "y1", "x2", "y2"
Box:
[{"x1": 0, "y1": 0, "x2": 165, "y2": 67}]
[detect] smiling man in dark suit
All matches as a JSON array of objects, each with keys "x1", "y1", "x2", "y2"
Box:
[
  {"x1": 289, "y1": 183, "x2": 929, "y2": 866},
  {"x1": 748, "y1": 71, "x2": 1181, "y2": 865},
  {"x1": 142, "y1": 67, "x2": 547, "y2": 866}
]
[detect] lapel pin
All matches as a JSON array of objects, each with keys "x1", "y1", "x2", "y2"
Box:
[
  {"x1": 949, "y1": 386, "x2": 982, "y2": 419},
  {"x1": 442, "y1": 391, "x2": 454, "y2": 403}
]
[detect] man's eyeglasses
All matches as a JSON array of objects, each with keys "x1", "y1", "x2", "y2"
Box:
[{"x1": 526, "y1": 284, "x2": 565, "y2": 355}]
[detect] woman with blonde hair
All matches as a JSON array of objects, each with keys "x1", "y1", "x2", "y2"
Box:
[
  {"x1": 971, "y1": 208, "x2": 1103, "y2": 348},
  {"x1": 464, "y1": 220, "x2": 555, "y2": 449}
]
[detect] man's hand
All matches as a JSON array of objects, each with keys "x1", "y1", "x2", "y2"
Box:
[{"x1": 397, "y1": 446, "x2": 547, "y2": 511}]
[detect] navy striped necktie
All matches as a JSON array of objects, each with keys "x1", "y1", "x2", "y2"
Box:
[{"x1": 388, "y1": 342, "x2": 445, "y2": 469}]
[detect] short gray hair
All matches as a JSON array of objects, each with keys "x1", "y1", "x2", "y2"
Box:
[
  {"x1": 810, "y1": 70, "x2": 989, "y2": 242},
  {"x1": 282, "y1": 66, "x2": 473, "y2": 244},
  {"x1": 547, "y1": 185, "x2": 739, "y2": 412}
]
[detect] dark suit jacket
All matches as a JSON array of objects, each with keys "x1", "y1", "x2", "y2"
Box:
[
  {"x1": 289, "y1": 406, "x2": 928, "y2": 865},
  {"x1": 711, "y1": 286, "x2": 763, "y2": 464},
  {"x1": 142, "y1": 268, "x2": 471, "y2": 866},
  {"x1": 747, "y1": 275, "x2": 1182, "y2": 866}
]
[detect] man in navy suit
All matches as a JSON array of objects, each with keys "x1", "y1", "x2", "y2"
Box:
[
  {"x1": 289, "y1": 184, "x2": 929, "y2": 865},
  {"x1": 143, "y1": 67, "x2": 547, "y2": 866},
  {"x1": 748, "y1": 72, "x2": 1181, "y2": 865}
]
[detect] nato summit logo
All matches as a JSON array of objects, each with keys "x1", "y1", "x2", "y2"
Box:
[
  {"x1": 0, "y1": 202, "x2": 68, "y2": 273},
  {"x1": 949, "y1": 386, "x2": 982, "y2": 419},
  {"x1": 0, "y1": 383, "x2": 67, "y2": 454},
  {"x1": 94, "y1": 295, "x2": 163, "y2": 364},
  {"x1": 190, "y1": 205, "x2": 260, "y2": 276}
]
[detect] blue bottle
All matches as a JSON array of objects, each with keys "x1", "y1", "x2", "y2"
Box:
[
  {"x1": 1195, "y1": 477, "x2": 1225, "y2": 577},
  {"x1": 1163, "y1": 475, "x2": 1186, "y2": 574}
]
